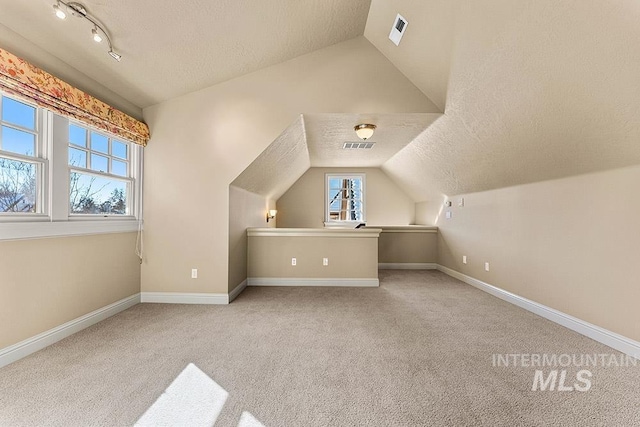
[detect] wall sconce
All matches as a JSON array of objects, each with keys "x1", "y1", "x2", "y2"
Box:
[{"x1": 266, "y1": 209, "x2": 277, "y2": 223}]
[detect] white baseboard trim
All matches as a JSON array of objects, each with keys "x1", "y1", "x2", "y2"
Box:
[
  {"x1": 0, "y1": 293, "x2": 140, "y2": 369},
  {"x1": 229, "y1": 279, "x2": 247, "y2": 302},
  {"x1": 247, "y1": 277, "x2": 379, "y2": 287},
  {"x1": 436, "y1": 264, "x2": 640, "y2": 360},
  {"x1": 141, "y1": 292, "x2": 229, "y2": 305},
  {"x1": 379, "y1": 262, "x2": 437, "y2": 270}
]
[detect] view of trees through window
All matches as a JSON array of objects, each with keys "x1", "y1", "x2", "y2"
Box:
[
  {"x1": 0, "y1": 95, "x2": 39, "y2": 213},
  {"x1": 68, "y1": 124, "x2": 130, "y2": 215},
  {"x1": 69, "y1": 172, "x2": 127, "y2": 215},
  {"x1": 0, "y1": 93, "x2": 134, "y2": 216},
  {"x1": 0, "y1": 158, "x2": 36, "y2": 213}
]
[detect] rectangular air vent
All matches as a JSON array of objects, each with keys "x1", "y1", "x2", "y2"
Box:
[
  {"x1": 343, "y1": 142, "x2": 375, "y2": 149},
  {"x1": 389, "y1": 13, "x2": 408, "y2": 46}
]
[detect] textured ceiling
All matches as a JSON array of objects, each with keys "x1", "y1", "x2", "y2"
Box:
[
  {"x1": 0, "y1": 0, "x2": 372, "y2": 108},
  {"x1": 365, "y1": 0, "x2": 455, "y2": 111},
  {"x1": 231, "y1": 113, "x2": 442, "y2": 200},
  {"x1": 305, "y1": 114, "x2": 441, "y2": 167},
  {"x1": 3, "y1": 0, "x2": 640, "y2": 200},
  {"x1": 231, "y1": 116, "x2": 310, "y2": 201},
  {"x1": 368, "y1": 0, "x2": 640, "y2": 200}
]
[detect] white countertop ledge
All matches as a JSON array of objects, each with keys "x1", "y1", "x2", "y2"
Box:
[
  {"x1": 366, "y1": 225, "x2": 438, "y2": 233},
  {"x1": 247, "y1": 228, "x2": 382, "y2": 238}
]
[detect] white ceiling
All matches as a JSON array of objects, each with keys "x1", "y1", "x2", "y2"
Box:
[
  {"x1": 3, "y1": 0, "x2": 640, "y2": 200},
  {"x1": 232, "y1": 113, "x2": 441, "y2": 200},
  {"x1": 304, "y1": 114, "x2": 440, "y2": 167},
  {"x1": 231, "y1": 116, "x2": 310, "y2": 201},
  {"x1": 0, "y1": 0, "x2": 372, "y2": 108},
  {"x1": 368, "y1": 0, "x2": 640, "y2": 199}
]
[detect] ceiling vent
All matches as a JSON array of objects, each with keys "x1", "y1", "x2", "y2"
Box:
[
  {"x1": 389, "y1": 13, "x2": 408, "y2": 46},
  {"x1": 343, "y1": 142, "x2": 375, "y2": 150}
]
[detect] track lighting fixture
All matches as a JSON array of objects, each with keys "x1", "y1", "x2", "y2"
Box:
[{"x1": 51, "y1": 1, "x2": 122, "y2": 62}]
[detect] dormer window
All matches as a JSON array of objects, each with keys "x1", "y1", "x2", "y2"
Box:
[{"x1": 325, "y1": 173, "x2": 365, "y2": 225}]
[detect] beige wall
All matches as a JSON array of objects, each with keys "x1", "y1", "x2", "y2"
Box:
[
  {"x1": 437, "y1": 165, "x2": 640, "y2": 342},
  {"x1": 142, "y1": 37, "x2": 435, "y2": 294},
  {"x1": 0, "y1": 233, "x2": 140, "y2": 349},
  {"x1": 415, "y1": 199, "x2": 445, "y2": 226},
  {"x1": 228, "y1": 186, "x2": 275, "y2": 292},
  {"x1": 248, "y1": 233, "x2": 379, "y2": 279},
  {"x1": 378, "y1": 230, "x2": 437, "y2": 264},
  {"x1": 276, "y1": 167, "x2": 416, "y2": 228}
]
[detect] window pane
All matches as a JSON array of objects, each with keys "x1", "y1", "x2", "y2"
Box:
[
  {"x1": 112, "y1": 159, "x2": 127, "y2": 177},
  {"x1": 69, "y1": 172, "x2": 127, "y2": 215},
  {"x1": 0, "y1": 157, "x2": 37, "y2": 212},
  {"x1": 69, "y1": 148, "x2": 87, "y2": 168},
  {"x1": 327, "y1": 175, "x2": 364, "y2": 222},
  {"x1": 90, "y1": 154, "x2": 108, "y2": 173},
  {"x1": 91, "y1": 132, "x2": 109, "y2": 153},
  {"x1": 2, "y1": 126, "x2": 35, "y2": 156},
  {"x1": 112, "y1": 140, "x2": 127, "y2": 159},
  {"x1": 2, "y1": 97, "x2": 36, "y2": 130},
  {"x1": 69, "y1": 124, "x2": 87, "y2": 147}
]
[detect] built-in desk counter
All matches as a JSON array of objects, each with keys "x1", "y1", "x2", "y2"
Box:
[
  {"x1": 365, "y1": 225, "x2": 438, "y2": 269},
  {"x1": 247, "y1": 228, "x2": 382, "y2": 287}
]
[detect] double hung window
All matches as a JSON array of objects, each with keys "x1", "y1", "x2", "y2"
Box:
[
  {"x1": 0, "y1": 90, "x2": 142, "y2": 238},
  {"x1": 68, "y1": 124, "x2": 132, "y2": 215},
  {"x1": 0, "y1": 95, "x2": 43, "y2": 214}
]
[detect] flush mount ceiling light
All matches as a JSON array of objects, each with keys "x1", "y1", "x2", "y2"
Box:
[
  {"x1": 51, "y1": 1, "x2": 122, "y2": 62},
  {"x1": 354, "y1": 124, "x2": 376, "y2": 141}
]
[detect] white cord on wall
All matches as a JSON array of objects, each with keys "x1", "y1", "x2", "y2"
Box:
[{"x1": 135, "y1": 217, "x2": 143, "y2": 264}]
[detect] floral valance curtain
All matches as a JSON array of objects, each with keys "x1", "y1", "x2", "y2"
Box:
[{"x1": 0, "y1": 48, "x2": 149, "y2": 146}]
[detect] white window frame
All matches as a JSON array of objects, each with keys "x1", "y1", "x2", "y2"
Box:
[
  {"x1": 324, "y1": 173, "x2": 366, "y2": 227},
  {"x1": 0, "y1": 90, "x2": 143, "y2": 240},
  {"x1": 66, "y1": 120, "x2": 138, "y2": 219},
  {"x1": 0, "y1": 94, "x2": 48, "y2": 219}
]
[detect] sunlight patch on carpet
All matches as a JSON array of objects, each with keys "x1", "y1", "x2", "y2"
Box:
[
  {"x1": 238, "y1": 411, "x2": 266, "y2": 427},
  {"x1": 135, "y1": 363, "x2": 228, "y2": 427}
]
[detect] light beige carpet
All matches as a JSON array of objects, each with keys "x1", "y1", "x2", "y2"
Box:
[{"x1": 0, "y1": 270, "x2": 638, "y2": 426}]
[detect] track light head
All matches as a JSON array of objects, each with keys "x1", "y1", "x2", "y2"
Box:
[
  {"x1": 108, "y1": 50, "x2": 122, "y2": 62},
  {"x1": 92, "y1": 27, "x2": 102, "y2": 43},
  {"x1": 53, "y1": 3, "x2": 66, "y2": 19}
]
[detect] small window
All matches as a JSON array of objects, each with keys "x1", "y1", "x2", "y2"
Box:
[
  {"x1": 68, "y1": 123, "x2": 132, "y2": 215},
  {"x1": 326, "y1": 174, "x2": 365, "y2": 223},
  {"x1": 0, "y1": 94, "x2": 43, "y2": 214}
]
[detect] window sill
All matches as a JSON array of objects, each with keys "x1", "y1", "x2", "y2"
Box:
[
  {"x1": 0, "y1": 218, "x2": 140, "y2": 241},
  {"x1": 323, "y1": 221, "x2": 365, "y2": 229}
]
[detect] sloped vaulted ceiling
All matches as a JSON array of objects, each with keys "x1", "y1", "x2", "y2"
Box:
[
  {"x1": 368, "y1": 0, "x2": 640, "y2": 201},
  {"x1": 0, "y1": 0, "x2": 373, "y2": 108},
  {"x1": 3, "y1": 0, "x2": 640, "y2": 202}
]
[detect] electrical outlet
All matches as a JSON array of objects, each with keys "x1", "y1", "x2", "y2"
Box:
[
  {"x1": 191, "y1": 268, "x2": 198, "y2": 279},
  {"x1": 459, "y1": 197, "x2": 465, "y2": 207},
  {"x1": 446, "y1": 211, "x2": 452, "y2": 219},
  {"x1": 485, "y1": 262, "x2": 490, "y2": 272},
  {"x1": 463, "y1": 255, "x2": 467, "y2": 264},
  {"x1": 323, "y1": 258, "x2": 329, "y2": 266},
  {"x1": 291, "y1": 258, "x2": 297, "y2": 266}
]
